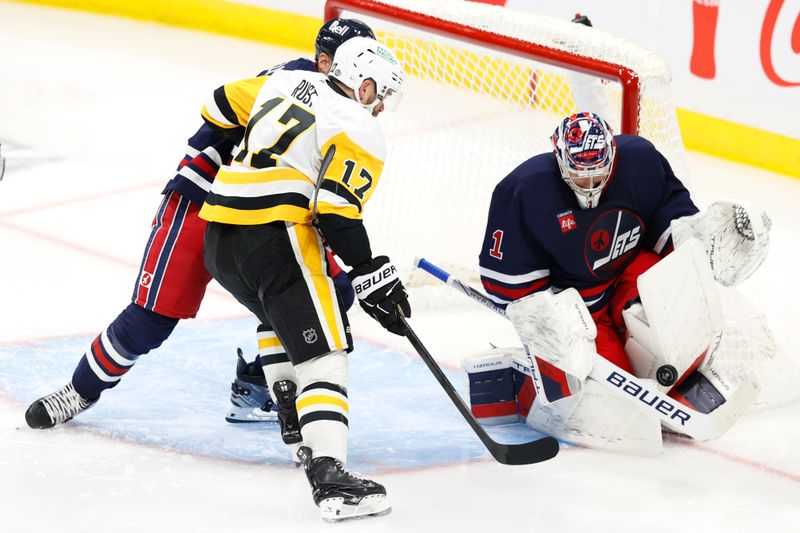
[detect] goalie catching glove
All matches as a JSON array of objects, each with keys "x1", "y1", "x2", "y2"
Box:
[
  {"x1": 348, "y1": 256, "x2": 411, "y2": 335},
  {"x1": 671, "y1": 200, "x2": 771, "y2": 287}
]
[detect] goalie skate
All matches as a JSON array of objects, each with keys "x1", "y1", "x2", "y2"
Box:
[
  {"x1": 225, "y1": 348, "x2": 277, "y2": 424},
  {"x1": 298, "y1": 446, "x2": 391, "y2": 522}
]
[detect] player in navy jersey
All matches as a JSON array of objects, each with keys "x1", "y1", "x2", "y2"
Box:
[
  {"x1": 469, "y1": 112, "x2": 772, "y2": 451},
  {"x1": 25, "y1": 18, "x2": 375, "y2": 430},
  {"x1": 479, "y1": 112, "x2": 699, "y2": 373}
]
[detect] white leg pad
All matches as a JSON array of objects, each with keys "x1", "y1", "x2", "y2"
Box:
[
  {"x1": 525, "y1": 379, "x2": 663, "y2": 456},
  {"x1": 507, "y1": 288, "x2": 596, "y2": 405},
  {"x1": 632, "y1": 238, "x2": 723, "y2": 382}
]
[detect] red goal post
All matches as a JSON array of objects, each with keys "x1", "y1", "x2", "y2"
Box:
[{"x1": 326, "y1": 0, "x2": 643, "y2": 135}]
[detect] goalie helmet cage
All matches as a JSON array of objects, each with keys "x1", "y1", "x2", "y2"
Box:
[{"x1": 324, "y1": 0, "x2": 687, "y2": 285}]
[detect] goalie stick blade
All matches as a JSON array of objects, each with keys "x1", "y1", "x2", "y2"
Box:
[{"x1": 399, "y1": 316, "x2": 559, "y2": 466}]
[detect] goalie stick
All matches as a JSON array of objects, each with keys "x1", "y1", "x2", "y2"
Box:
[
  {"x1": 398, "y1": 315, "x2": 560, "y2": 465},
  {"x1": 414, "y1": 257, "x2": 758, "y2": 441}
]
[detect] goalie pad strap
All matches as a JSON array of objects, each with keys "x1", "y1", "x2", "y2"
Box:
[{"x1": 535, "y1": 357, "x2": 573, "y2": 403}]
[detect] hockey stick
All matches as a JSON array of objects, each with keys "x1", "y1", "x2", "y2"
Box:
[
  {"x1": 398, "y1": 315, "x2": 559, "y2": 465},
  {"x1": 311, "y1": 144, "x2": 336, "y2": 226},
  {"x1": 414, "y1": 257, "x2": 758, "y2": 442}
]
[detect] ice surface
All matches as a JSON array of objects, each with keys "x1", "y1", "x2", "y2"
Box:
[{"x1": 1, "y1": 3, "x2": 798, "y2": 532}]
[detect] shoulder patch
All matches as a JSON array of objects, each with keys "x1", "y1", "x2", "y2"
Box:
[{"x1": 557, "y1": 210, "x2": 577, "y2": 233}]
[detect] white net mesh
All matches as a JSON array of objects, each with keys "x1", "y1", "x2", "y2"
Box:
[
  {"x1": 715, "y1": 287, "x2": 800, "y2": 410},
  {"x1": 331, "y1": 0, "x2": 687, "y2": 285}
]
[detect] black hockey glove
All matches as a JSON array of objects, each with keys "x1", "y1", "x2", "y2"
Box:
[{"x1": 348, "y1": 256, "x2": 411, "y2": 336}]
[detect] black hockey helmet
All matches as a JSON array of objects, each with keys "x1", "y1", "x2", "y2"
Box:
[{"x1": 315, "y1": 18, "x2": 376, "y2": 60}]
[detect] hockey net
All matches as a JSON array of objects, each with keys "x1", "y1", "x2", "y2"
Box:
[
  {"x1": 325, "y1": 0, "x2": 687, "y2": 293},
  {"x1": 325, "y1": 0, "x2": 798, "y2": 408},
  {"x1": 324, "y1": 0, "x2": 798, "y2": 409},
  {"x1": 715, "y1": 286, "x2": 799, "y2": 410}
]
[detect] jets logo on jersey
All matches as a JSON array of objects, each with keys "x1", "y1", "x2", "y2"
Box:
[
  {"x1": 584, "y1": 209, "x2": 643, "y2": 279},
  {"x1": 557, "y1": 210, "x2": 577, "y2": 233}
]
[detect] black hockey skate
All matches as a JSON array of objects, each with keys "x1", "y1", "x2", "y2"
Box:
[
  {"x1": 225, "y1": 348, "x2": 277, "y2": 423},
  {"x1": 297, "y1": 446, "x2": 391, "y2": 522},
  {"x1": 25, "y1": 382, "x2": 97, "y2": 429}
]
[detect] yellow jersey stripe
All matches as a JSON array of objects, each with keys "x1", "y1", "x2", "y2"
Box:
[
  {"x1": 314, "y1": 201, "x2": 362, "y2": 220},
  {"x1": 201, "y1": 105, "x2": 235, "y2": 129},
  {"x1": 296, "y1": 394, "x2": 349, "y2": 412},
  {"x1": 293, "y1": 224, "x2": 344, "y2": 350},
  {"x1": 258, "y1": 336, "x2": 283, "y2": 350},
  {"x1": 199, "y1": 203, "x2": 312, "y2": 225},
  {"x1": 214, "y1": 166, "x2": 313, "y2": 186},
  {"x1": 224, "y1": 77, "x2": 268, "y2": 126}
]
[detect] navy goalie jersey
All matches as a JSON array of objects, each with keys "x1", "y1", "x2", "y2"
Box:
[{"x1": 478, "y1": 135, "x2": 699, "y2": 314}]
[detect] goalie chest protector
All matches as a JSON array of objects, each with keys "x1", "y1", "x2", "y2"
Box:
[{"x1": 479, "y1": 135, "x2": 699, "y2": 313}]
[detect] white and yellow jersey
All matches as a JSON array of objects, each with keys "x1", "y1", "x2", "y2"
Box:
[{"x1": 198, "y1": 70, "x2": 385, "y2": 225}]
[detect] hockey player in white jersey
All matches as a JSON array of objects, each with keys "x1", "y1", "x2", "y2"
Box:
[{"x1": 200, "y1": 37, "x2": 406, "y2": 522}]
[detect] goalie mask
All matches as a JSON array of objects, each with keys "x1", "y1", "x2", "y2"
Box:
[
  {"x1": 552, "y1": 112, "x2": 617, "y2": 209},
  {"x1": 329, "y1": 36, "x2": 404, "y2": 114}
]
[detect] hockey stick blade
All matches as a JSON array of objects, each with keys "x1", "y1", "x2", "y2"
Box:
[
  {"x1": 399, "y1": 316, "x2": 559, "y2": 465},
  {"x1": 414, "y1": 257, "x2": 748, "y2": 442}
]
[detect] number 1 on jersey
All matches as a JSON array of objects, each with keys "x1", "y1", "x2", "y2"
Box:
[{"x1": 489, "y1": 229, "x2": 504, "y2": 259}]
